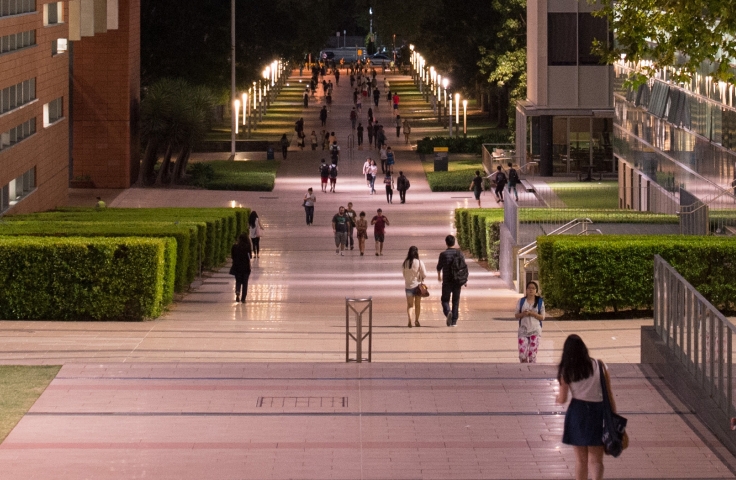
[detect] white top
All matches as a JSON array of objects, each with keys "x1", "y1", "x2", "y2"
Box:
[
  {"x1": 369, "y1": 164, "x2": 378, "y2": 177},
  {"x1": 517, "y1": 296, "x2": 545, "y2": 337},
  {"x1": 402, "y1": 259, "x2": 428, "y2": 289},
  {"x1": 249, "y1": 218, "x2": 264, "y2": 238},
  {"x1": 363, "y1": 161, "x2": 372, "y2": 175},
  {"x1": 380, "y1": 147, "x2": 388, "y2": 160},
  {"x1": 303, "y1": 193, "x2": 316, "y2": 207},
  {"x1": 569, "y1": 359, "x2": 603, "y2": 403}
]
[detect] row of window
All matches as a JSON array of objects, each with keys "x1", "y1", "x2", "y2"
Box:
[
  {"x1": 43, "y1": 1, "x2": 61, "y2": 25},
  {"x1": 0, "y1": 78, "x2": 36, "y2": 116},
  {"x1": 0, "y1": 0, "x2": 35, "y2": 17},
  {"x1": 548, "y1": 13, "x2": 610, "y2": 67},
  {"x1": 0, "y1": 167, "x2": 35, "y2": 213},
  {"x1": 0, "y1": 30, "x2": 35, "y2": 55},
  {"x1": 0, "y1": 117, "x2": 36, "y2": 152}
]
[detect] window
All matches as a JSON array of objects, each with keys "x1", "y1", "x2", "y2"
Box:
[
  {"x1": 578, "y1": 13, "x2": 608, "y2": 65},
  {"x1": 548, "y1": 13, "x2": 577, "y2": 66},
  {"x1": 43, "y1": 97, "x2": 63, "y2": 126},
  {"x1": 43, "y1": 1, "x2": 61, "y2": 25},
  {"x1": 0, "y1": 30, "x2": 35, "y2": 54},
  {"x1": 0, "y1": 0, "x2": 35, "y2": 18},
  {"x1": 0, "y1": 167, "x2": 36, "y2": 213},
  {"x1": 51, "y1": 37, "x2": 67, "y2": 55},
  {"x1": 0, "y1": 78, "x2": 36, "y2": 115},
  {"x1": 0, "y1": 117, "x2": 36, "y2": 152}
]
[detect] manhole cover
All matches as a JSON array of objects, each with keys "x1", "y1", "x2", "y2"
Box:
[{"x1": 256, "y1": 396, "x2": 348, "y2": 408}]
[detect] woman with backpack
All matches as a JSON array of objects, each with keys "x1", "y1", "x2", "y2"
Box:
[{"x1": 515, "y1": 281, "x2": 545, "y2": 363}]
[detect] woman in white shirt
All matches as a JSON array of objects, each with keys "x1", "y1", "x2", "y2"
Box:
[
  {"x1": 556, "y1": 334, "x2": 614, "y2": 480},
  {"x1": 402, "y1": 246, "x2": 428, "y2": 328},
  {"x1": 363, "y1": 158, "x2": 372, "y2": 186},
  {"x1": 369, "y1": 160, "x2": 378, "y2": 194},
  {"x1": 248, "y1": 211, "x2": 265, "y2": 258},
  {"x1": 514, "y1": 281, "x2": 545, "y2": 363}
]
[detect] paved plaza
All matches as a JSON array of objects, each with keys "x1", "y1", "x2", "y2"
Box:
[{"x1": 0, "y1": 70, "x2": 734, "y2": 478}]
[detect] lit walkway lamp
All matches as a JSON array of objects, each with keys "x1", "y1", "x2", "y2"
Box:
[{"x1": 462, "y1": 99, "x2": 467, "y2": 137}]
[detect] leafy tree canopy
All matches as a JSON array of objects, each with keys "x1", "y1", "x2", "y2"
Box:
[{"x1": 597, "y1": 0, "x2": 736, "y2": 84}]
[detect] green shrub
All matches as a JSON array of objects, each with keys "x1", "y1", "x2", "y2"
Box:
[
  {"x1": 426, "y1": 170, "x2": 478, "y2": 192},
  {"x1": 455, "y1": 208, "x2": 503, "y2": 265},
  {"x1": 486, "y1": 221, "x2": 501, "y2": 270},
  {"x1": 0, "y1": 237, "x2": 173, "y2": 320},
  {"x1": 186, "y1": 160, "x2": 278, "y2": 191},
  {"x1": 416, "y1": 132, "x2": 512, "y2": 154},
  {"x1": 0, "y1": 221, "x2": 195, "y2": 294},
  {"x1": 188, "y1": 163, "x2": 215, "y2": 187},
  {"x1": 518, "y1": 209, "x2": 678, "y2": 224},
  {"x1": 538, "y1": 235, "x2": 736, "y2": 314}
]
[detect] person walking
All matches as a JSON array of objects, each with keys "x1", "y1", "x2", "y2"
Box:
[
  {"x1": 303, "y1": 88, "x2": 309, "y2": 108},
  {"x1": 330, "y1": 141, "x2": 340, "y2": 164},
  {"x1": 396, "y1": 171, "x2": 410, "y2": 204},
  {"x1": 386, "y1": 147, "x2": 395, "y2": 174},
  {"x1": 384, "y1": 172, "x2": 394, "y2": 204},
  {"x1": 248, "y1": 211, "x2": 265, "y2": 259},
  {"x1": 556, "y1": 334, "x2": 612, "y2": 480},
  {"x1": 376, "y1": 124, "x2": 386, "y2": 151},
  {"x1": 328, "y1": 161, "x2": 338, "y2": 193},
  {"x1": 319, "y1": 106, "x2": 328, "y2": 126},
  {"x1": 303, "y1": 188, "x2": 316, "y2": 225},
  {"x1": 507, "y1": 162, "x2": 520, "y2": 201},
  {"x1": 489, "y1": 165, "x2": 507, "y2": 203},
  {"x1": 229, "y1": 233, "x2": 252, "y2": 304},
  {"x1": 357, "y1": 122, "x2": 364, "y2": 148},
  {"x1": 332, "y1": 206, "x2": 350, "y2": 256},
  {"x1": 395, "y1": 115, "x2": 402, "y2": 138},
  {"x1": 362, "y1": 157, "x2": 372, "y2": 186},
  {"x1": 515, "y1": 281, "x2": 545, "y2": 363},
  {"x1": 379, "y1": 144, "x2": 388, "y2": 174},
  {"x1": 350, "y1": 107, "x2": 357, "y2": 130},
  {"x1": 356, "y1": 95, "x2": 362, "y2": 114},
  {"x1": 334, "y1": 68, "x2": 340, "y2": 86},
  {"x1": 279, "y1": 134, "x2": 289, "y2": 159},
  {"x1": 402, "y1": 246, "x2": 428, "y2": 328},
  {"x1": 355, "y1": 211, "x2": 368, "y2": 256},
  {"x1": 368, "y1": 107, "x2": 374, "y2": 125},
  {"x1": 345, "y1": 202, "x2": 357, "y2": 251},
  {"x1": 310, "y1": 131, "x2": 318, "y2": 150},
  {"x1": 470, "y1": 170, "x2": 484, "y2": 207},
  {"x1": 373, "y1": 87, "x2": 380, "y2": 107},
  {"x1": 436, "y1": 235, "x2": 467, "y2": 327},
  {"x1": 367, "y1": 122, "x2": 375, "y2": 147},
  {"x1": 371, "y1": 208, "x2": 389, "y2": 256},
  {"x1": 369, "y1": 159, "x2": 378, "y2": 194},
  {"x1": 392, "y1": 92, "x2": 400, "y2": 112},
  {"x1": 319, "y1": 159, "x2": 330, "y2": 192},
  {"x1": 322, "y1": 131, "x2": 329, "y2": 150},
  {"x1": 402, "y1": 118, "x2": 411, "y2": 144}
]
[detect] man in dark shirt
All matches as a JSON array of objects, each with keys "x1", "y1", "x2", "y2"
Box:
[
  {"x1": 371, "y1": 208, "x2": 389, "y2": 256},
  {"x1": 332, "y1": 206, "x2": 350, "y2": 256},
  {"x1": 437, "y1": 235, "x2": 464, "y2": 327}
]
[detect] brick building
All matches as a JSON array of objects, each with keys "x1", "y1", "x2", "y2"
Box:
[{"x1": 0, "y1": 0, "x2": 139, "y2": 215}]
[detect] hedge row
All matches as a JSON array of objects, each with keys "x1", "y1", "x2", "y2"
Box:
[
  {"x1": 455, "y1": 209, "x2": 504, "y2": 268},
  {"x1": 8, "y1": 207, "x2": 250, "y2": 271},
  {"x1": 0, "y1": 237, "x2": 174, "y2": 320},
  {"x1": 0, "y1": 221, "x2": 196, "y2": 294},
  {"x1": 538, "y1": 235, "x2": 736, "y2": 314},
  {"x1": 518, "y1": 209, "x2": 678, "y2": 224},
  {"x1": 416, "y1": 132, "x2": 512, "y2": 154}
]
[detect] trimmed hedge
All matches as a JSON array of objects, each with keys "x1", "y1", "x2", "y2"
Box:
[
  {"x1": 0, "y1": 221, "x2": 196, "y2": 294},
  {"x1": 538, "y1": 235, "x2": 736, "y2": 314},
  {"x1": 8, "y1": 208, "x2": 250, "y2": 271},
  {"x1": 416, "y1": 132, "x2": 512, "y2": 154},
  {"x1": 518, "y1": 209, "x2": 678, "y2": 224},
  {"x1": 455, "y1": 208, "x2": 504, "y2": 268},
  {"x1": 0, "y1": 237, "x2": 173, "y2": 320}
]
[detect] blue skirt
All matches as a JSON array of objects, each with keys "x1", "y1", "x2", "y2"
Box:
[{"x1": 562, "y1": 398, "x2": 604, "y2": 446}]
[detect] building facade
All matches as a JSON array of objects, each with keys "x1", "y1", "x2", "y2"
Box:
[{"x1": 0, "y1": 0, "x2": 138, "y2": 215}]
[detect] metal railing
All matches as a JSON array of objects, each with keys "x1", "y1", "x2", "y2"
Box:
[
  {"x1": 345, "y1": 297, "x2": 372, "y2": 363},
  {"x1": 653, "y1": 255, "x2": 735, "y2": 420}
]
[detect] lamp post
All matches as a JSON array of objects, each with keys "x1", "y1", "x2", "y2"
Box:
[
  {"x1": 442, "y1": 78, "x2": 449, "y2": 126},
  {"x1": 449, "y1": 97, "x2": 453, "y2": 138},
  {"x1": 455, "y1": 93, "x2": 460, "y2": 136},
  {"x1": 242, "y1": 92, "x2": 248, "y2": 137},
  {"x1": 233, "y1": 99, "x2": 240, "y2": 136},
  {"x1": 369, "y1": 7, "x2": 373, "y2": 35},
  {"x1": 462, "y1": 99, "x2": 467, "y2": 137},
  {"x1": 229, "y1": 0, "x2": 235, "y2": 157}
]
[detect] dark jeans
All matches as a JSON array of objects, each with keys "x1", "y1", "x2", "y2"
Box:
[
  {"x1": 348, "y1": 227, "x2": 354, "y2": 247},
  {"x1": 357, "y1": 133, "x2": 363, "y2": 145},
  {"x1": 398, "y1": 189, "x2": 406, "y2": 203},
  {"x1": 386, "y1": 186, "x2": 393, "y2": 203},
  {"x1": 495, "y1": 184, "x2": 505, "y2": 201},
  {"x1": 305, "y1": 206, "x2": 314, "y2": 225},
  {"x1": 281, "y1": 146, "x2": 288, "y2": 159},
  {"x1": 441, "y1": 282, "x2": 462, "y2": 324},
  {"x1": 235, "y1": 272, "x2": 250, "y2": 300},
  {"x1": 251, "y1": 237, "x2": 260, "y2": 256}
]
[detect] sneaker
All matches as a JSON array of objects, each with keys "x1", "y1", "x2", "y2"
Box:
[
  {"x1": 340, "y1": 252, "x2": 344, "y2": 256},
  {"x1": 235, "y1": 296, "x2": 240, "y2": 302},
  {"x1": 451, "y1": 323, "x2": 457, "y2": 327},
  {"x1": 446, "y1": 312, "x2": 452, "y2": 326},
  {"x1": 375, "y1": 253, "x2": 379, "y2": 256},
  {"x1": 360, "y1": 252, "x2": 364, "y2": 256},
  {"x1": 350, "y1": 246, "x2": 354, "y2": 250}
]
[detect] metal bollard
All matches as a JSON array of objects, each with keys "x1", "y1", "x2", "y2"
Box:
[{"x1": 345, "y1": 297, "x2": 372, "y2": 363}]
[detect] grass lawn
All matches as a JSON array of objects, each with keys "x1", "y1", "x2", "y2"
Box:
[
  {"x1": 188, "y1": 160, "x2": 279, "y2": 191},
  {"x1": 546, "y1": 180, "x2": 619, "y2": 209},
  {"x1": 421, "y1": 158, "x2": 484, "y2": 192},
  {"x1": 0, "y1": 366, "x2": 60, "y2": 442}
]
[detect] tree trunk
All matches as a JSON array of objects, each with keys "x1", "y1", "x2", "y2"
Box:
[
  {"x1": 155, "y1": 143, "x2": 174, "y2": 185},
  {"x1": 139, "y1": 139, "x2": 159, "y2": 186},
  {"x1": 173, "y1": 144, "x2": 193, "y2": 183}
]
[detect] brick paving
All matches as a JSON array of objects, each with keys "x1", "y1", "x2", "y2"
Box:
[{"x1": 1, "y1": 70, "x2": 733, "y2": 478}]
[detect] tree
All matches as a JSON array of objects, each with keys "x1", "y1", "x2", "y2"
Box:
[{"x1": 596, "y1": 0, "x2": 736, "y2": 85}]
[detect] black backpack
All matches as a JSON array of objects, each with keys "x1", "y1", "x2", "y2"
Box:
[
  {"x1": 320, "y1": 164, "x2": 330, "y2": 176},
  {"x1": 329, "y1": 164, "x2": 338, "y2": 178},
  {"x1": 496, "y1": 171, "x2": 507, "y2": 186},
  {"x1": 449, "y1": 253, "x2": 469, "y2": 286},
  {"x1": 508, "y1": 168, "x2": 519, "y2": 184}
]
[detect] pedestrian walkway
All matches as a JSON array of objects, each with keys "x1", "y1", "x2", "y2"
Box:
[{"x1": 3, "y1": 68, "x2": 729, "y2": 479}]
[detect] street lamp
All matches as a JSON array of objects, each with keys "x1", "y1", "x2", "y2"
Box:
[
  {"x1": 241, "y1": 92, "x2": 248, "y2": 127},
  {"x1": 442, "y1": 78, "x2": 449, "y2": 108},
  {"x1": 455, "y1": 92, "x2": 460, "y2": 129},
  {"x1": 449, "y1": 97, "x2": 453, "y2": 138},
  {"x1": 369, "y1": 7, "x2": 373, "y2": 35},
  {"x1": 233, "y1": 99, "x2": 240, "y2": 135},
  {"x1": 230, "y1": 0, "x2": 236, "y2": 157},
  {"x1": 462, "y1": 99, "x2": 468, "y2": 137}
]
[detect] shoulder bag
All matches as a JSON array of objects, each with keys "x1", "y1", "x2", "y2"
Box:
[{"x1": 599, "y1": 361, "x2": 629, "y2": 457}]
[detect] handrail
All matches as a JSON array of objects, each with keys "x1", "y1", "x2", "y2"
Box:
[{"x1": 653, "y1": 255, "x2": 735, "y2": 420}]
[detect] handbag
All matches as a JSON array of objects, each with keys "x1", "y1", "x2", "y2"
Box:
[
  {"x1": 599, "y1": 361, "x2": 628, "y2": 457},
  {"x1": 413, "y1": 283, "x2": 430, "y2": 298}
]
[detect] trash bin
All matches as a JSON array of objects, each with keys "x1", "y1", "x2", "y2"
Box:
[
  {"x1": 266, "y1": 146, "x2": 275, "y2": 160},
  {"x1": 433, "y1": 147, "x2": 448, "y2": 171}
]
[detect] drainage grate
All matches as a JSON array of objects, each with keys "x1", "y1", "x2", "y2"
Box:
[{"x1": 256, "y1": 396, "x2": 348, "y2": 408}]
